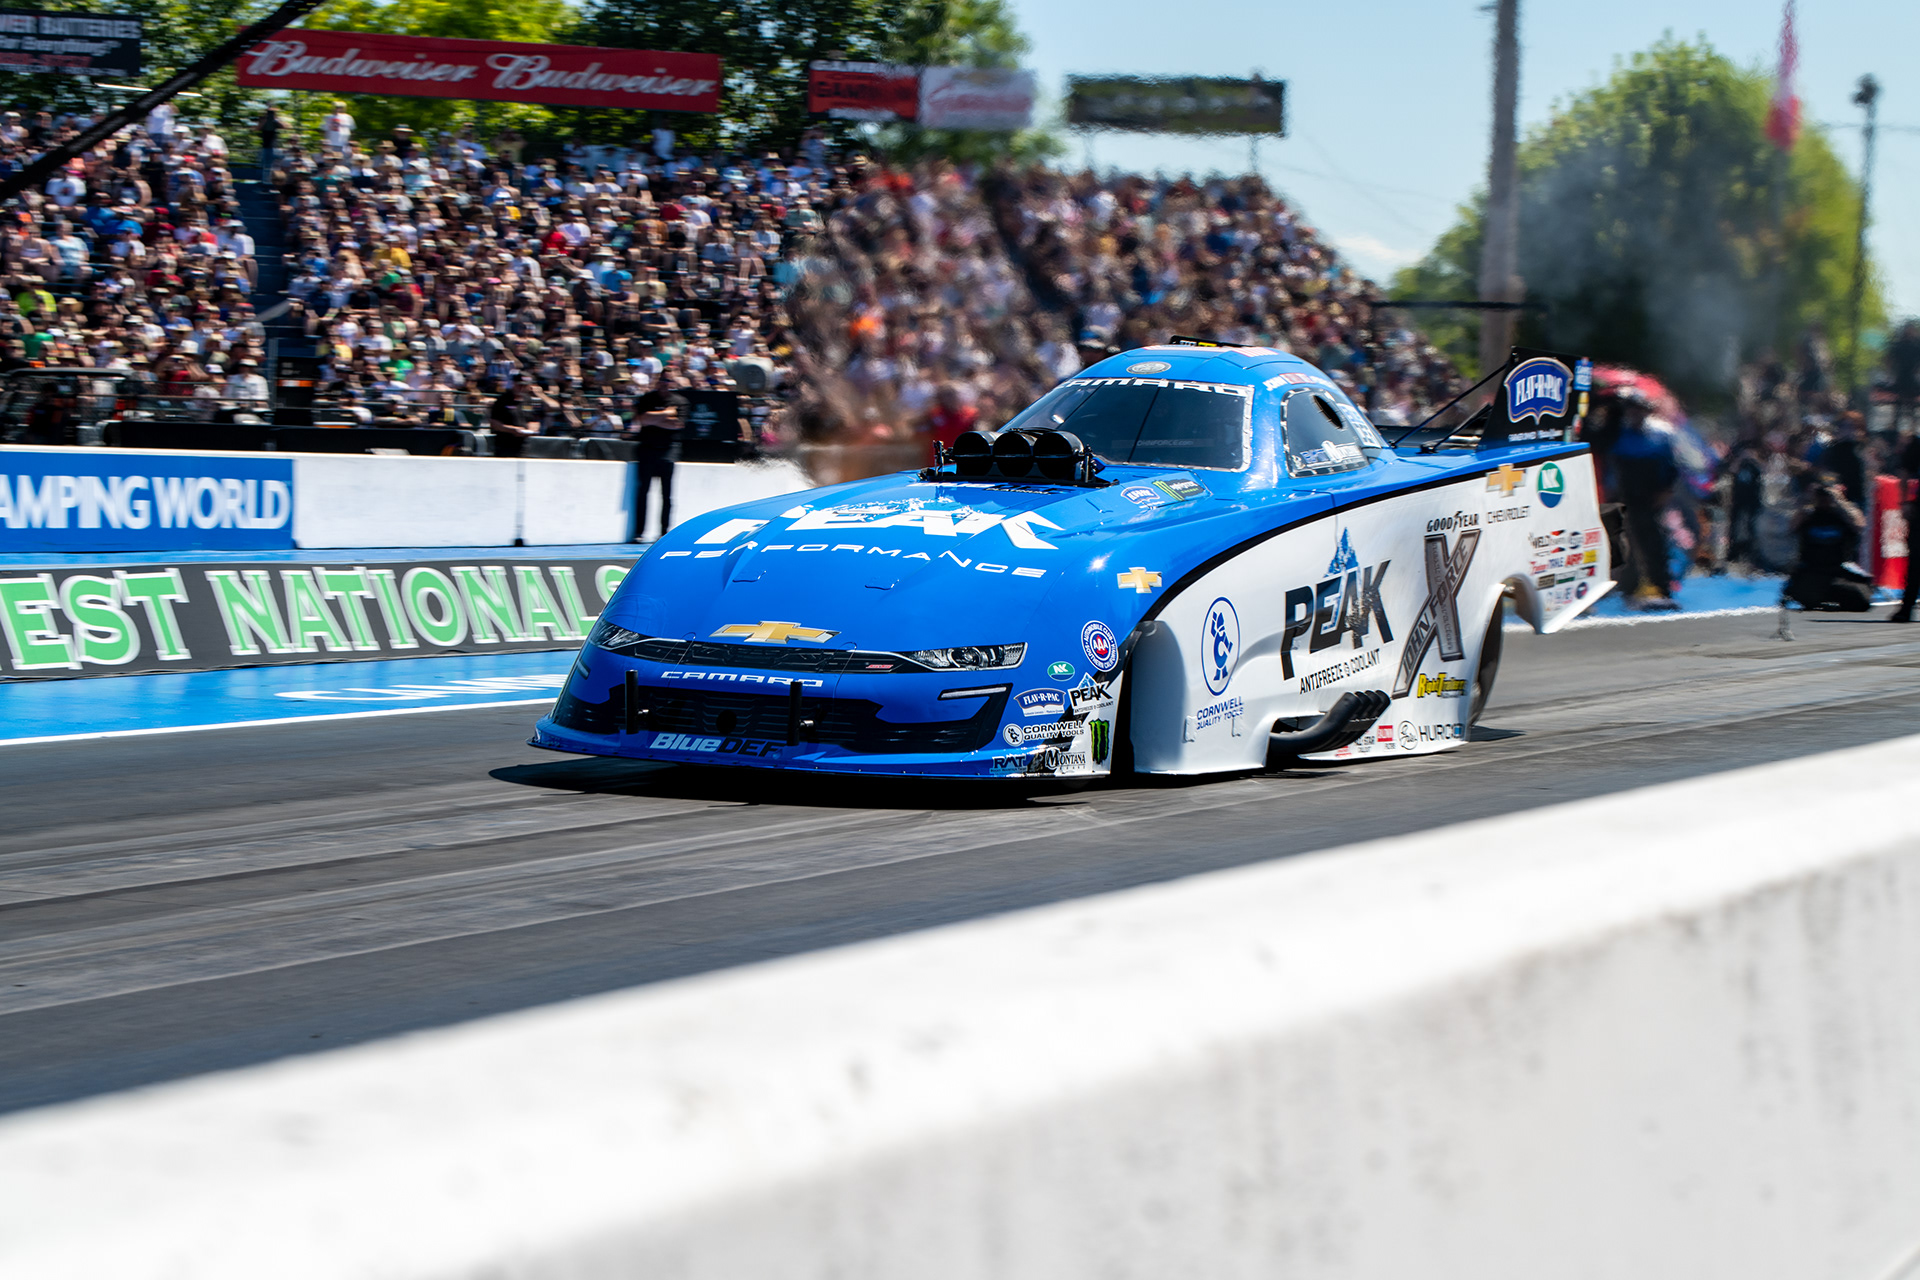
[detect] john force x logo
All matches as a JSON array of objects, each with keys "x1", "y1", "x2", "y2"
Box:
[{"x1": 1390, "y1": 530, "x2": 1481, "y2": 699}]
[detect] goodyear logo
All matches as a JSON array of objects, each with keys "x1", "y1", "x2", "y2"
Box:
[{"x1": 1505, "y1": 356, "x2": 1572, "y2": 424}]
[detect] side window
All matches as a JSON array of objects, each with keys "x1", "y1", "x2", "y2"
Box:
[{"x1": 1282, "y1": 390, "x2": 1369, "y2": 476}]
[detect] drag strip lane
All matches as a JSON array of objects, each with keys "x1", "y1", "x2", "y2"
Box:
[{"x1": 0, "y1": 611, "x2": 1916, "y2": 1113}]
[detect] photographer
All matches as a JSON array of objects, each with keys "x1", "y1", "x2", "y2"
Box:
[
  {"x1": 1784, "y1": 476, "x2": 1872, "y2": 613},
  {"x1": 632, "y1": 381, "x2": 687, "y2": 539}
]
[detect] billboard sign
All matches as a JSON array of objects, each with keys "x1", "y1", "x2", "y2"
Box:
[
  {"x1": 237, "y1": 30, "x2": 720, "y2": 112},
  {"x1": 0, "y1": 556, "x2": 630, "y2": 678},
  {"x1": 808, "y1": 60, "x2": 918, "y2": 121},
  {"x1": 918, "y1": 66, "x2": 1035, "y2": 131},
  {"x1": 0, "y1": 8, "x2": 140, "y2": 77},
  {"x1": 0, "y1": 450, "x2": 292, "y2": 553},
  {"x1": 1066, "y1": 75, "x2": 1286, "y2": 135}
]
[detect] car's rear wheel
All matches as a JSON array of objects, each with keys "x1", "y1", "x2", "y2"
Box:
[{"x1": 1469, "y1": 595, "x2": 1505, "y2": 725}]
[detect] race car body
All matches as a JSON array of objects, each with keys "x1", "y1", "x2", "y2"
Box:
[{"x1": 532, "y1": 344, "x2": 1610, "y2": 779}]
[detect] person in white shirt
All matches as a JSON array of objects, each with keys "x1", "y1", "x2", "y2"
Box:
[
  {"x1": 44, "y1": 169, "x2": 85, "y2": 207},
  {"x1": 197, "y1": 125, "x2": 228, "y2": 160},
  {"x1": 224, "y1": 359, "x2": 269, "y2": 405},
  {"x1": 321, "y1": 103, "x2": 354, "y2": 154},
  {"x1": 146, "y1": 101, "x2": 176, "y2": 142}
]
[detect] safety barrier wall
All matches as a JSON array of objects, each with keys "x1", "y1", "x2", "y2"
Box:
[
  {"x1": 0, "y1": 446, "x2": 814, "y2": 552},
  {"x1": 5, "y1": 739, "x2": 1919, "y2": 1279}
]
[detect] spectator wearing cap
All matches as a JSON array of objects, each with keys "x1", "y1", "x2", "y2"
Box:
[{"x1": 223, "y1": 357, "x2": 268, "y2": 407}]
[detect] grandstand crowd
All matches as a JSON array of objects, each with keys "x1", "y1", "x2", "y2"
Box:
[{"x1": 6, "y1": 100, "x2": 1920, "y2": 602}]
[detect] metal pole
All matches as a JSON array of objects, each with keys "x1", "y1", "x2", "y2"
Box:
[
  {"x1": 1477, "y1": 0, "x2": 1521, "y2": 376},
  {"x1": 1847, "y1": 73, "x2": 1879, "y2": 405}
]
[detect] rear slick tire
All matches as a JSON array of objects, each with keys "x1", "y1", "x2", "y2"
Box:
[{"x1": 1469, "y1": 597, "x2": 1505, "y2": 726}]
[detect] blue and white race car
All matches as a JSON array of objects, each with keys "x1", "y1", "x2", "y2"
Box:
[{"x1": 533, "y1": 342, "x2": 1609, "y2": 779}]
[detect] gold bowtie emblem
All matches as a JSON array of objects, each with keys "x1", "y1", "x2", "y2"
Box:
[
  {"x1": 712, "y1": 621, "x2": 839, "y2": 644},
  {"x1": 1116, "y1": 567, "x2": 1162, "y2": 594},
  {"x1": 1485, "y1": 463, "x2": 1525, "y2": 497}
]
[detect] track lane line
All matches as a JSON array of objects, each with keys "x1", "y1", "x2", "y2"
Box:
[{"x1": 0, "y1": 698, "x2": 558, "y2": 748}]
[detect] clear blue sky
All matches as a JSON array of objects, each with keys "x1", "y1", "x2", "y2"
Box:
[{"x1": 1006, "y1": 0, "x2": 1919, "y2": 320}]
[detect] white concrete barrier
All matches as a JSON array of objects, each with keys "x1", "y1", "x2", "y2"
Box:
[
  {"x1": 292, "y1": 454, "x2": 811, "y2": 548},
  {"x1": 6, "y1": 739, "x2": 1919, "y2": 1279}
]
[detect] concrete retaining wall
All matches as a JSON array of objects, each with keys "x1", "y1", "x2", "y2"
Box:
[{"x1": 4, "y1": 739, "x2": 1919, "y2": 1279}]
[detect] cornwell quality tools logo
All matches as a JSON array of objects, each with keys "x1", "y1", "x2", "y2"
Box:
[
  {"x1": 1391, "y1": 530, "x2": 1481, "y2": 699},
  {"x1": 710, "y1": 621, "x2": 838, "y2": 644}
]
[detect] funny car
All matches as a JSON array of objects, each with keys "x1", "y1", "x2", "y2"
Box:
[{"x1": 532, "y1": 342, "x2": 1610, "y2": 779}]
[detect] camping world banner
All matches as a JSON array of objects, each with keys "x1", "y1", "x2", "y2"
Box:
[{"x1": 237, "y1": 30, "x2": 720, "y2": 112}]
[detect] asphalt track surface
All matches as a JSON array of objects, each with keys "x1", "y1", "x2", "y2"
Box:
[{"x1": 5, "y1": 606, "x2": 1920, "y2": 1115}]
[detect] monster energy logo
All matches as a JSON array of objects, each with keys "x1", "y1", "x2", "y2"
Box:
[
  {"x1": 1391, "y1": 530, "x2": 1480, "y2": 699},
  {"x1": 1090, "y1": 718, "x2": 1110, "y2": 764}
]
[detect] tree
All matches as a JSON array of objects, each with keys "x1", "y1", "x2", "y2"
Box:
[
  {"x1": 562, "y1": 0, "x2": 1038, "y2": 156},
  {"x1": 1392, "y1": 38, "x2": 1883, "y2": 402},
  {"x1": 304, "y1": 0, "x2": 573, "y2": 142}
]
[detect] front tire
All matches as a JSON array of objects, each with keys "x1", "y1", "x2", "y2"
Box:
[{"x1": 1469, "y1": 596, "x2": 1505, "y2": 725}]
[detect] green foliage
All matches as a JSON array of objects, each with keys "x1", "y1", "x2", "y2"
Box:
[
  {"x1": 1396, "y1": 37, "x2": 1884, "y2": 403},
  {"x1": 560, "y1": 0, "x2": 1041, "y2": 157},
  {"x1": 304, "y1": 0, "x2": 570, "y2": 142}
]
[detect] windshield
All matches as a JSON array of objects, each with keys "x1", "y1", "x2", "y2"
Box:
[
  {"x1": 1282, "y1": 388, "x2": 1370, "y2": 476},
  {"x1": 998, "y1": 377, "x2": 1250, "y2": 470}
]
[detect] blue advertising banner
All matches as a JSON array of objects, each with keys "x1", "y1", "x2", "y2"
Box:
[{"x1": 0, "y1": 450, "x2": 294, "y2": 552}]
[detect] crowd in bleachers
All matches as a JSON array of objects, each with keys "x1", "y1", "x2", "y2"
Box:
[
  {"x1": 260, "y1": 111, "x2": 1464, "y2": 447},
  {"x1": 0, "y1": 102, "x2": 272, "y2": 441},
  {"x1": 0, "y1": 99, "x2": 1464, "y2": 449}
]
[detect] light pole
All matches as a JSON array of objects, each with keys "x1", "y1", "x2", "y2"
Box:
[
  {"x1": 1847, "y1": 73, "x2": 1878, "y2": 405},
  {"x1": 1477, "y1": 0, "x2": 1521, "y2": 376}
]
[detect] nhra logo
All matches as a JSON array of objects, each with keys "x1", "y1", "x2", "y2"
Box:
[
  {"x1": 1201, "y1": 597, "x2": 1239, "y2": 696},
  {"x1": 1505, "y1": 357, "x2": 1572, "y2": 425},
  {"x1": 1082, "y1": 620, "x2": 1120, "y2": 672}
]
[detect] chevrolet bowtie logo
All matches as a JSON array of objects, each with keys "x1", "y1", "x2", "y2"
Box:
[
  {"x1": 1485, "y1": 463, "x2": 1525, "y2": 497},
  {"x1": 1116, "y1": 567, "x2": 1162, "y2": 594},
  {"x1": 711, "y1": 621, "x2": 839, "y2": 644}
]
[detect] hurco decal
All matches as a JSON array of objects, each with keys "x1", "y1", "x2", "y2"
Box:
[
  {"x1": 1279, "y1": 546, "x2": 1391, "y2": 680},
  {"x1": 1390, "y1": 531, "x2": 1480, "y2": 699}
]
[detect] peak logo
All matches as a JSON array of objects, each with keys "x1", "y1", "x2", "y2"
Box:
[{"x1": 1280, "y1": 558, "x2": 1392, "y2": 680}]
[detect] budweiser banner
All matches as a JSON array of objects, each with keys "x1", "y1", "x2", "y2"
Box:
[
  {"x1": 237, "y1": 29, "x2": 720, "y2": 112},
  {"x1": 808, "y1": 60, "x2": 918, "y2": 121}
]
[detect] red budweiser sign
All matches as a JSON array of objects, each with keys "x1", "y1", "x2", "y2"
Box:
[{"x1": 237, "y1": 30, "x2": 721, "y2": 112}]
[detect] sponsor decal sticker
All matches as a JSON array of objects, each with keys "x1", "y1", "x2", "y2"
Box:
[
  {"x1": 1398, "y1": 720, "x2": 1418, "y2": 751},
  {"x1": 1003, "y1": 717, "x2": 1085, "y2": 746},
  {"x1": 1488, "y1": 505, "x2": 1531, "y2": 523},
  {"x1": 711, "y1": 621, "x2": 837, "y2": 644},
  {"x1": 1069, "y1": 674, "x2": 1115, "y2": 711},
  {"x1": 1504, "y1": 356, "x2": 1573, "y2": 424},
  {"x1": 1426, "y1": 511, "x2": 1479, "y2": 533},
  {"x1": 1016, "y1": 688, "x2": 1067, "y2": 718},
  {"x1": 1120, "y1": 485, "x2": 1162, "y2": 507},
  {"x1": 1414, "y1": 671, "x2": 1468, "y2": 698},
  {"x1": 1201, "y1": 597, "x2": 1239, "y2": 696},
  {"x1": 647, "y1": 733, "x2": 784, "y2": 757},
  {"x1": 1151, "y1": 477, "x2": 1205, "y2": 502},
  {"x1": 1090, "y1": 718, "x2": 1110, "y2": 764},
  {"x1": 1280, "y1": 544, "x2": 1392, "y2": 680},
  {"x1": 1537, "y1": 461, "x2": 1566, "y2": 509},
  {"x1": 1116, "y1": 566, "x2": 1162, "y2": 594},
  {"x1": 1082, "y1": 619, "x2": 1120, "y2": 672},
  {"x1": 1485, "y1": 463, "x2": 1525, "y2": 497},
  {"x1": 1296, "y1": 646, "x2": 1381, "y2": 692},
  {"x1": 1048, "y1": 660, "x2": 1075, "y2": 682},
  {"x1": 1194, "y1": 696, "x2": 1244, "y2": 730},
  {"x1": 1377, "y1": 723, "x2": 1395, "y2": 748},
  {"x1": 1390, "y1": 530, "x2": 1479, "y2": 699},
  {"x1": 1326, "y1": 529, "x2": 1359, "y2": 575},
  {"x1": 1126, "y1": 360, "x2": 1172, "y2": 375}
]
